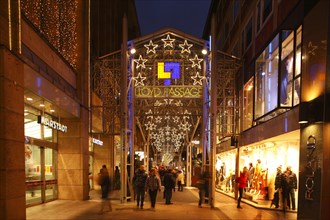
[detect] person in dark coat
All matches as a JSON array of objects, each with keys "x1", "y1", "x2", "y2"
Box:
[
  {"x1": 163, "y1": 168, "x2": 175, "y2": 204},
  {"x1": 145, "y1": 168, "x2": 161, "y2": 209},
  {"x1": 133, "y1": 165, "x2": 148, "y2": 209},
  {"x1": 99, "y1": 165, "x2": 112, "y2": 214},
  {"x1": 271, "y1": 166, "x2": 282, "y2": 208}
]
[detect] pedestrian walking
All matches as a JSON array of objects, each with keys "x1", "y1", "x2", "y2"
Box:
[
  {"x1": 145, "y1": 168, "x2": 162, "y2": 209},
  {"x1": 163, "y1": 168, "x2": 175, "y2": 204},
  {"x1": 236, "y1": 166, "x2": 248, "y2": 209},
  {"x1": 133, "y1": 165, "x2": 148, "y2": 209},
  {"x1": 98, "y1": 164, "x2": 112, "y2": 214}
]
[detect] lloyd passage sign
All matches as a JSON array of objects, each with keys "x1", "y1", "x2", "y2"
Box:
[{"x1": 134, "y1": 61, "x2": 203, "y2": 98}]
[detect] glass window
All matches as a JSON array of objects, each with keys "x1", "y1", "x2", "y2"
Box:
[
  {"x1": 280, "y1": 30, "x2": 294, "y2": 107},
  {"x1": 246, "y1": 18, "x2": 253, "y2": 48},
  {"x1": 255, "y1": 34, "x2": 279, "y2": 119},
  {"x1": 256, "y1": 1, "x2": 261, "y2": 32},
  {"x1": 293, "y1": 26, "x2": 302, "y2": 106},
  {"x1": 25, "y1": 144, "x2": 42, "y2": 205},
  {"x1": 263, "y1": 0, "x2": 273, "y2": 23},
  {"x1": 243, "y1": 78, "x2": 254, "y2": 130}
]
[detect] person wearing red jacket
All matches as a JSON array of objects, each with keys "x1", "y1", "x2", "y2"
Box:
[{"x1": 236, "y1": 167, "x2": 248, "y2": 209}]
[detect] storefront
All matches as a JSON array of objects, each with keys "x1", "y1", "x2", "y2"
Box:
[
  {"x1": 24, "y1": 103, "x2": 62, "y2": 206},
  {"x1": 215, "y1": 148, "x2": 237, "y2": 197},
  {"x1": 238, "y1": 130, "x2": 300, "y2": 210}
]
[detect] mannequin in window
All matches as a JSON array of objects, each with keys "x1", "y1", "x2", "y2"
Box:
[
  {"x1": 253, "y1": 159, "x2": 262, "y2": 194},
  {"x1": 248, "y1": 162, "x2": 255, "y2": 191}
]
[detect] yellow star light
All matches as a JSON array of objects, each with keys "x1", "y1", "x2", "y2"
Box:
[
  {"x1": 179, "y1": 40, "x2": 193, "y2": 54},
  {"x1": 189, "y1": 55, "x2": 203, "y2": 69},
  {"x1": 134, "y1": 55, "x2": 148, "y2": 69},
  {"x1": 191, "y1": 72, "x2": 205, "y2": 85},
  {"x1": 161, "y1": 34, "x2": 175, "y2": 48},
  {"x1": 133, "y1": 72, "x2": 147, "y2": 86},
  {"x1": 144, "y1": 40, "x2": 158, "y2": 54}
]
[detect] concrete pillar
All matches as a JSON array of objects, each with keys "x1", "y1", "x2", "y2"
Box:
[
  {"x1": 0, "y1": 48, "x2": 25, "y2": 219},
  {"x1": 57, "y1": 107, "x2": 89, "y2": 200},
  {"x1": 0, "y1": 0, "x2": 25, "y2": 218}
]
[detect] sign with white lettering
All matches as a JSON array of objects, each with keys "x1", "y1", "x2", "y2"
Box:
[
  {"x1": 92, "y1": 138, "x2": 103, "y2": 146},
  {"x1": 37, "y1": 116, "x2": 68, "y2": 133}
]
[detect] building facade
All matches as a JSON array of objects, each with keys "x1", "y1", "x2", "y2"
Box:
[
  {"x1": 203, "y1": 0, "x2": 329, "y2": 219},
  {"x1": 0, "y1": 0, "x2": 139, "y2": 219}
]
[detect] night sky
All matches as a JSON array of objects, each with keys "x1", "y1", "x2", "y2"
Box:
[{"x1": 135, "y1": 0, "x2": 212, "y2": 38}]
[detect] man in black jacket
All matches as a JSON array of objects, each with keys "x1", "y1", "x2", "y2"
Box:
[{"x1": 163, "y1": 169, "x2": 175, "y2": 204}]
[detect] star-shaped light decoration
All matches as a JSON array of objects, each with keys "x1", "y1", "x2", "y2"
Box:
[
  {"x1": 191, "y1": 72, "x2": 205, "y2": 85},
  {"x1": 133, "y1": 72, "x2": 146, "y2": 86},
  {"x1": 175, "y1": 100, "x2": 183, "y2": 106},
  {"x1": 134, "y1": 55, "x2": 148, "y2": 69},
  {"x1": 161, "y1": 34, "x2": 175, "y2": 48},
  {"x1": 189, "y1": 54, "x2": 203, "y2": 69},
  {"x1": 173, "y1": 116, "x2": 180, "y2": 123},
  {"x1": 164, "y1": 115, "x2": 170, "y2": 120},
  {"x1": 179, "y1": 40, "x2": 193, "y2": 54},
  {"x1": 155, "y1": 116, "x2": 162, "y2": 123},
  {"x1": 144, "y1": 40, "x2": 158, "y2": 54},
  {"x1": 308, "y1": 41, "x2": 317, "y2": 56},
  {"x1": 154, "y1": 100, "x2": 162, "y2": 106},
  {"x1": 145, "y1": 121, "x2": 156, "y2": 131}
]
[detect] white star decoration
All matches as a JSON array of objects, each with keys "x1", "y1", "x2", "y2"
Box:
[
  {"x1": 191, "y1": 72, "x2": 205, "y2": 85},
  {"x1": 144, "y1": 40, "x2": 158, "y2": 54},
  {"x1": 308, "y1": 41, "x2": 317, "y2": 56},
  {"x1": 189, "y1": 54, "x2": 203, "y2": 69},
  {"x1": 161, "y1": 34, "x2": 175, "y2": 48},
  {"x1": 179, "y1": 40, "x2": 193, "y2": 54},
  {"x1": 134, "y1": 55, "x2": 148, "y2": 69},
  {"x1": 133, "y1": 72, "x2": 146, "y2": 86}
]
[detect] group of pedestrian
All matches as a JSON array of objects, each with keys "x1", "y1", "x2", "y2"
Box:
[
  {"x1": 272, "y1": 166, "x2": 298, "y2": 210},
  {"x1": 132, "y1": 165, "x2": 184, "y2": 209}
]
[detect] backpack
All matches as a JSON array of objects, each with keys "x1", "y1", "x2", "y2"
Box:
[{"x1": 134, "y1": 171, "x2": 147, "y2": 188}]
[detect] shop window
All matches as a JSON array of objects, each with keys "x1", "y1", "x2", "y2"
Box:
[
  {"x1": 280, "y1": 27, "x2": 302, "y2": 107},
  {"x1": 24, "y1": 105, "x2": 57, "y2": 142},
  {"x1": 254, "y1": 34, "x2": 279, "y2": 119},
  {"x1": 293, "y1": 26, "x2": 302, "y2": 106},
  {"x1": 243, "y1": 77, "x2": 254, "y2": 130},
  {"x1": 280, "y1": 30, "x2": 294, "y2": 107}
]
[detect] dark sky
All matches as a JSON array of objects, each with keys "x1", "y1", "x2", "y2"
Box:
[{"x1": 135, "y1": 0, "x2": 212, "y2": 38}]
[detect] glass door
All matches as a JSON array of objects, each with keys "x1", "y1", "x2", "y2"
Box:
[{"x1": 25, "y1": 144, "x2": 57, "y2": 206}]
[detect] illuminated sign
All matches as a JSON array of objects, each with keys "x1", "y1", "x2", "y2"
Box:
[
  {"x1": 157, "y1": 62, "x2": 180, "y2": 85},
  {"x1": 92, "y1": 138, "x2": 103, "y2": 146},
  {"x1": 37, "y1": 116, "x2": 68, "y2": 133},
  {"x1": 135, "y1": 86, "x2": 202, "y2": 98}
]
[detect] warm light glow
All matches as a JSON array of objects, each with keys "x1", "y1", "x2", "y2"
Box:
[
  {"x1": 39, "y1": 103, "x2": 45, "y2": 107},
  {"x1": 299, "y1": 120, "x2": 308, "y2": 124},
  {"x1": 202, "y1": 49, "x2": 207, "y2": 55},
  {"x1": 50, "y1": 109, "x2": 55, "y2": 112},
  {"x1": 130, "y1": 48, "x2": 136, "y2": 54},
  {"x1": 26, "y1": 97, "x2": 33, "y2": 101}
]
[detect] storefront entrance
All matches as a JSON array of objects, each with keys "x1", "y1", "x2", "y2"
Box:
[{"x1": 25, "y1": 140, "x2": 57, "y2": 206}]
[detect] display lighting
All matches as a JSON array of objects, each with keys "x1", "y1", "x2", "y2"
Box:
[
  {"x1": 202, "y1": 49, "x2": 208, "y2": 55},
  {"x1": 26, "y1": 97, "x2": 33, "y2": 101}
]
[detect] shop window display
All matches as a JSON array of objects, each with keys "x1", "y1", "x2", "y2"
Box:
[
  {"x1": 239, "y1": 138, "x2": 299, "y2": 210},
  {"x1": 215, "y1": 149, "x2": 237, "y2": 197}
]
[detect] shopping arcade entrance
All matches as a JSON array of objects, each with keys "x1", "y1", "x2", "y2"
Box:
[{"x1": 91, "y1": 27, "x2": 240, "y2": 206}]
